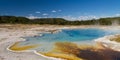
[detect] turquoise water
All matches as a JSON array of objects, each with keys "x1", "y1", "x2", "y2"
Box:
[
  {"x1": 18, "y1": 28, "x2": 120, "y2": 52},
  {"x1": 25, "y1": 29, "x2": 106, "y2": 42}
]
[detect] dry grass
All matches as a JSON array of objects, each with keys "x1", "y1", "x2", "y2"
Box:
[{"x1": 0, "y1": 24, "x2": 40, "y2": 30}]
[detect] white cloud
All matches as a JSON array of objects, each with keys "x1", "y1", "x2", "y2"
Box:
[
  {"x1": 58, "y1": 10, "x2": 62, "y2": 12},
  {"x1": 115, "y1": 14, "x2": 120, "y2": 16},
  {"x1": 27, "y1": 16, "x2": 37, "y2": 19},
  {"x1": 42, "y1": 13, "x2": 48, "y2": 16},
  {"x1": 78, "y1": 15, "x2": 98, "y2": 20},
  {"x1": 27, "y1": 13, "x2": 120, "y2": 20},
  {"x1": 59, "y1": 15, "x2": 98, "y2": 21},
  {"x1": 35, "y1": 11, "x2": 40, "y2": 13},
  {"x1": 61, "y1": 16, "x2": 77, "y2": 21},
  {"x1": 52, "y1": 10, "x2": 57, "y2": 13},
  {"x1": 52, "y1": 10, "x2": 62, "y2": 12},
  {"x1": 27, "y1": 14, "x2": 40, "y2": 19}
]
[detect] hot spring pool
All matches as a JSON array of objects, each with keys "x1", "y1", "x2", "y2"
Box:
[{"x1": 15, "y1": 28, "x2": 120, "y2": 52}]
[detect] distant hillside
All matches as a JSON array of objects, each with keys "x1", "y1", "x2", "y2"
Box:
[{"x1": 0, "y1": 16, "x2": 120, "y2": 25}]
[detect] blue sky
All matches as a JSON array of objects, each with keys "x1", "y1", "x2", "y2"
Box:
[{"x1": 0, "y1": 0, "x2": 120, "y2": 20}]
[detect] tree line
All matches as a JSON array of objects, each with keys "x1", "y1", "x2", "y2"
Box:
[{"x1": 0, "y1": 16, "x2": 120, "y2": 25}]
